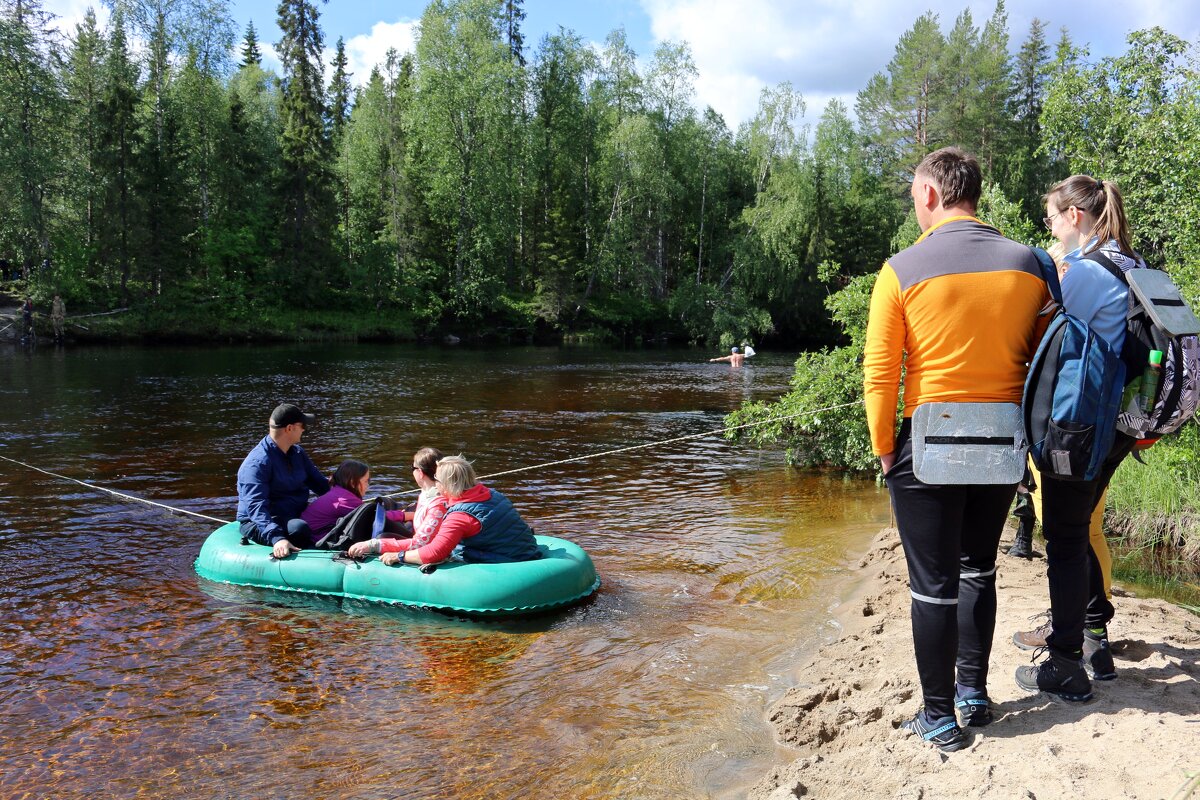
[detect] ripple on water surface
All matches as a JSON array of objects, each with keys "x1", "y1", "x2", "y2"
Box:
[{"x1": 0, "y1": 344, "x2": 888, "y2": 799}]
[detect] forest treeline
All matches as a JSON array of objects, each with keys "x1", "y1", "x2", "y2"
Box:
[
  {"x1": 1, "y1": 0, "x2": 1197, "y2": 347},
  {"x1": 719, "y1": 8, "x2": 1200, "y2": 586}
]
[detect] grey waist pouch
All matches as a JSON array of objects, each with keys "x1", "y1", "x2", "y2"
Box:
[{"x1": 911, "y1": 402, "x2": 1026, "y2": 485}]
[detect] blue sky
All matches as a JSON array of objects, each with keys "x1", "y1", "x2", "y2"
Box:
[{"x1": 44, "y1": 0, "x2": 1200, "y2": 128}]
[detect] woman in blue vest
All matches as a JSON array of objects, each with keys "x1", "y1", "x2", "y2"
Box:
[{"x1": 379, "y1": 454, "x2": 542, "y2": 566}]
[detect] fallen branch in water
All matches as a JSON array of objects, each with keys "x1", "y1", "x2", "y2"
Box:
[{"x1": 66, "y1": 307, "x2": 130, "y2": 320}]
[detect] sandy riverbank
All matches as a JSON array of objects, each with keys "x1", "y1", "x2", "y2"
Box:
[{"x1": 748, "y1": 526, "x2": 1200, "y2": 800}]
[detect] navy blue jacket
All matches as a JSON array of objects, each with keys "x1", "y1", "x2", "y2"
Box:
[{"x1": 236, "y1": 436, "x2": 330, "y2": 544}]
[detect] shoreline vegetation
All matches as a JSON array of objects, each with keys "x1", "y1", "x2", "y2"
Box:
[
  {"x1": 5, "y1": 2, "x2": 1197, "y2": 358},
  {"x1": 748, "y1": 526, "x2": 1200, "y2": 800}
]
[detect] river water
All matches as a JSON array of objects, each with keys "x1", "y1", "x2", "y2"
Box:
[{"x1": 0, "y1": 343, "x2": 889, "y2": 799}]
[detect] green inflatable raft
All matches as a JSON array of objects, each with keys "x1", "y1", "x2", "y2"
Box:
[{"x1": 194, "y1": 522, "x2": 600, "y2": 617}]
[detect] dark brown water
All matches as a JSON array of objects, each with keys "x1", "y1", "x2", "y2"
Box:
[{"x1": 0, "y1": 344, "x2": 889, "y2": 799}]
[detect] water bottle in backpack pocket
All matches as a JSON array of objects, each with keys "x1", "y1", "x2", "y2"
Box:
[{"x1": 1087, "y1": 253, "x2": 1200, "y2": 439}]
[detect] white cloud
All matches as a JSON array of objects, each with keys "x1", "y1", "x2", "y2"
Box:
[
  {"x1": 640, "y1": 0, "x2": 920, "y2": 127},
  {"x1": 42, "y1": 0, "x2": 111, "y2": 41},
  {"x1": 260, "y1": 42, "x2": 282, "y2": 76},
  {"x1": 639, "y1": 0, "x2": 1200, "y2": 128},
  {"x1": 334, "y1": 18, "x2": 419, "y2": 86}
]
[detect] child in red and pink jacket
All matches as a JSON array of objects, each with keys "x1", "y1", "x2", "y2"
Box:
[
  {"x1": 301, "y1": 459, "x2": 406, "y2": 540},
  {"x1": 346, "y1": 447, "x2": 449, "y2": 562}
]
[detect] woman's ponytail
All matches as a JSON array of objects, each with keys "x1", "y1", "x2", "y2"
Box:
[{"x1": 1091, "y1": 180, "x2": 1133, "y2": 257}]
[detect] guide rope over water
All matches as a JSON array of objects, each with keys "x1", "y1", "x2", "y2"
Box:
[{"x1": 0, "y1": 399, "x2": 864, "y2": 522}]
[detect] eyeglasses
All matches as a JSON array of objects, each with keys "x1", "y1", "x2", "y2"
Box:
[{"x1": 1043, "y1": 208, "x2": 1072, "y2": 230}]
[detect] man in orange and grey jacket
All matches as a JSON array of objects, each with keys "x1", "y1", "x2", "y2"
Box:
[{"x1": 863, "y1": 147, "x2": 1049, "y2": 752}]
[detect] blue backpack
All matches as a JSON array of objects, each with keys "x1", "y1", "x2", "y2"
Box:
[{"x1": 1023, "y1": 248, "x2": 1126, "y2": 481}]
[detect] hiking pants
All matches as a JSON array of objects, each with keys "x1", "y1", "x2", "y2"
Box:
[
  {"x1": 1039, "y1": 434, "x2": 1134, "y2": 658},
  {"x1": 885, "y1": 420, "x2": 1016, "y2": 720}
]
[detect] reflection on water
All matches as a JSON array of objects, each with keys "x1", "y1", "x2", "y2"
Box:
[{"x1": 0, "y1": 344, "x2": 888, "y2": 799}]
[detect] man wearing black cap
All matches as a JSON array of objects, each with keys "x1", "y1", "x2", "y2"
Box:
[{"x1": 236, "y1": 403, "x2": 331, "y2": 558}]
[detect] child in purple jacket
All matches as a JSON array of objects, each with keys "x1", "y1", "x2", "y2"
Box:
[{"x1": 301, "y1": 459, "x2": 406, "y2": 539}]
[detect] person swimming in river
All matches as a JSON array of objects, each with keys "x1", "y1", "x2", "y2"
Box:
[
  {"x1": 710, "y1": 346, "x2": 745, "y2": 366},
  {"x1": 347, "y1": 447, "x2": 449, "y2": 564},
  {"x1": 301, "y1": 459, "x2": 408, "y2": 541}
]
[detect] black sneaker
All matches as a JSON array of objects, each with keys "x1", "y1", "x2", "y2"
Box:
[
  {"x1": 1083, "y1": 629, "x2": 1117, "y2": 680},
  {"x1": 902, "y1": 710, "x2": 971, "y2": 753},
  {"x1": 1014, "y1": 648, "x2": 1093, "y2": 702},
  {"x1": 954, "y1": 685, "x2": 993, "y2": 727}
]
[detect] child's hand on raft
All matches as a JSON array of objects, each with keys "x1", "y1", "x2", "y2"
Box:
[
  {"x1": 272, "y1": 540, "x2": 300, "y2": 558},
  {"x1": 347, "y1": 541, "x2": 374, "y2": 558},
  {"x1": 380, "y1": 552, "x2": 403, "y2": 566}
]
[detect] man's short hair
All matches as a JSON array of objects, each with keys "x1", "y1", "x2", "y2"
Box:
[{"x1": 915, "y1": 147, "x2": 982, "y2": 208}]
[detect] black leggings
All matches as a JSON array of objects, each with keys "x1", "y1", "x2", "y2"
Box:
[{"x1": 885, "y1": 420, "x2": 1017, "y2": 720}]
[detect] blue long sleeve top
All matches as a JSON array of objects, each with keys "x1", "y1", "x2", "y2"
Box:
[
  {"x1": 1060, "y1": 238, "x2": 1137, "y2": 354},
  {"x1": 235, "y1": 436, "x2": 331, "y2": 544}
]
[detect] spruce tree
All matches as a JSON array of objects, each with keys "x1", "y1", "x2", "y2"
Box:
[
  {"x1": 970, "y1": 1, "x2": 1013, "y2": 175},
  {"x1": 1006, "y1": 17, "x2": 1052, "y2": 216},
  {"x1": 502, "y1": 0, "x2": 525, "y2": 66},
  {"x1": 328, "y1": 36, "x2": 351, "y2": 143},
  {"x1": 138, "y1": 9, "x2": 188, "y2": 296},
  {"x1": 241, "y1": 20, "x2": 262, "y2": 67},
  {"x1": 328, "y1": 36, "x2": 351, "y2": 266},
  {"x1": 66, "y1": 8, "x2": 108, "y2": 278},
  {"x1": 0, "y1": 0, "x2": 64, "y2": 280},
  {"x1": 96, "y1": 10, "x2": 141, "y2": 302},
  {"x1": 276, "y1": 0, "x2": 334, "y2": 298}
]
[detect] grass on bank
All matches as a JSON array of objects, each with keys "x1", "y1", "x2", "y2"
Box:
[
  {"x1": 1103, "y1": 422, "x2": 1200, "y2": 611},
  {"x1": 64, "y1": 298, "x2": 419, "y2": 343}
]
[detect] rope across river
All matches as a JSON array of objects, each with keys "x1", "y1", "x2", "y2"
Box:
[{"x1": 0, "y1": 398, "x2": 864, "y2": 525}]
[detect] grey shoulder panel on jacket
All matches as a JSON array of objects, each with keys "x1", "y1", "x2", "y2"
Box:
[{"x1": 888, "y1": 220, "x2": 1042, "y2": 292}]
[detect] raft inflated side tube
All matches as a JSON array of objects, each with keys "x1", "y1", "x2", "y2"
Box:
[{"x1": 194, "y1": 522, "x2": 600, "y2": 617}]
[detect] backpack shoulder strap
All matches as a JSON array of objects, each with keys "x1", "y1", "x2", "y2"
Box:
[
  {"x1": 1082, "y1": 249, "x2": 1129, "y2": 286},
  {"x1": 1031, "y1": 247, "x2": 1063, "y2": 305}
]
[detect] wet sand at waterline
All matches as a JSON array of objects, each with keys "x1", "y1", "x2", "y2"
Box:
[{"x1": 749, "y1": 526, "x2": 1200, "y2": 800}]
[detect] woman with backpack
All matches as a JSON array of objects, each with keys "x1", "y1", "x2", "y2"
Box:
[{"x1": 1013, "y1": 176, "x2": 1145, "y2": 701}]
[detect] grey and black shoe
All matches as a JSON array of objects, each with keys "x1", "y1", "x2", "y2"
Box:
[
  {"x1": 1083, "y1": 628, "x2": 1117, "y2": 680},
  {"x1": 1015, "y1": 647, "x2": 1093, "y2": 702}
]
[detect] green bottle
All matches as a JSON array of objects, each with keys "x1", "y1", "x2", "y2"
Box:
[{"x1": 1138, "y1": 349, "x2": 1164, "y2": 414}]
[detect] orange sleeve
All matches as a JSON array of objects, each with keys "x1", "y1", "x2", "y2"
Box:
[{"x1": 862, "y1": 264, "x2": 904, "y2": 456}]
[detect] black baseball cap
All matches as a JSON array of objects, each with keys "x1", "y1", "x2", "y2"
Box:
[{"x1": 270, "y1": 403, "x2": 315, "y2": 428}]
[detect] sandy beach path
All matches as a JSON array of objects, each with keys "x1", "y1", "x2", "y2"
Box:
[{"x1": 750, "y1": 527, "x2": 1200, "y2": 800}]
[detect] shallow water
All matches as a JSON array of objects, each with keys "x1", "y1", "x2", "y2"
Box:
[{"x1": 0, "y1": 343, "x2": 888, "y2": 799}]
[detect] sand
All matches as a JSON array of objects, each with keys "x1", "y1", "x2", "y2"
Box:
[{"x1": 748, "y1": 527, "x2": 1200, "y2": 800}]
